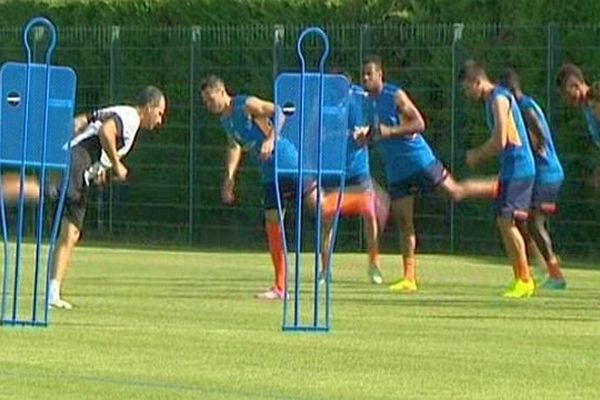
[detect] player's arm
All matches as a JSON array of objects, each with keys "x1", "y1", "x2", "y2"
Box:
[
  {"x1": 222, "y1": 137, "x2": 242, "y2": 205},
  {"x1": 98, "y1": 118, "x2": 128, "y2": 181},
  {"x1": 225, "y1": 137, "x2": 243, "y2": 180},
  {"x1": 521, "y1": 109, "x2": 546, "y2": 156},
  {"x1": 246, "y1": 96, "x2": 276, "y2": 161},
  {"x1": 466, "y1": 96, "x2": 508, "y2": 167},
  {"x1": 349, "y1": 94, "x2": 371, "y2": 146},
  {"x1": 379, "y1": 89, "x2": 426, "y2": 138}
]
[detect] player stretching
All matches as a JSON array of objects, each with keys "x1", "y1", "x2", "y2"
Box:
[
  {"x1": 460, "y1": 60, "x2": 536, "y2": 298},
  {"x1": 360, "y1": 56, "x2": 492, "y2": 293},
  {"x1": 320, "y1": 79, "x2": 387, "y2": 285},
  {"x1": 49, "y1": 86, "x2": 166, "y2": 309},
  {"x1": 500, "y1": 68, "x2": 566, "y2": 289},
  {"x1": 200, "y1": 75, "x2": 315, "y2": 300}
]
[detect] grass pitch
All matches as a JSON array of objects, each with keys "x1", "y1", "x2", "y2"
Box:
[{"x1": 2, "y1": 247, "x2": 599, "y2": 399}]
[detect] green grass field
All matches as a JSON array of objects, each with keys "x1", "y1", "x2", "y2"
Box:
[{"x1": 2, "y1": 246, "x2": 600, "y2": 400}]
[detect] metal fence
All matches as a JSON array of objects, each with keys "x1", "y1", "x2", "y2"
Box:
[{"x1": 1, "y1": 23, "x2": 599, "y2": 258}]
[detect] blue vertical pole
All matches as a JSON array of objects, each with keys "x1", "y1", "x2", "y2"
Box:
[
  {"x1": 450, "y1": 23, "x2": 464, "y2": 255},
  {"x1": 107, "y1": 26, "x2": 120, "y2": 235},
  {"x1": 272, "y1": 25, "x2": 291, "y2": 329},
  {"x1": 31, "y1": 21, "x2": 57, "y2": 324},
  {"x1": 0, "y1": 172, "x2": 9, "y2": 323},
  {"x1": 296, "y1": 27, "x2": 330, "y2": 330},
  {"x1": 189, "y1": 26, "x2": 201, "y2": 245}
]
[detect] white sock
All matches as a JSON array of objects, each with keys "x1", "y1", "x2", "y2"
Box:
[{"x1": 50, "y1": 279, "x2": 61, "y2": 301}]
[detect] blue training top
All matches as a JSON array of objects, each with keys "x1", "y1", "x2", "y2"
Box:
[
  {"x1": 367, "y1": 83, "x2": 436, "y2": 185},
  {"x1": 517, "y1": 95, "x2": 564, "y2": 184},
  {"x1": 219, "y1": 95, "x2": 297, "y2": 184},
  {"x1": 583, "y1": 106, "x2": 600, "y2": 149},
  {"x1": 485, "y1": 86, "x2": 535, "y2": 181},
  {"x1": 345, "y1": 84, "x2": 370, "y2": 180}
]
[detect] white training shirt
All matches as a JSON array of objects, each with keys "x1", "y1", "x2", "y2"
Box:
[{"x1": 70, "y1": 105, "x2": 141, "y2": 167}]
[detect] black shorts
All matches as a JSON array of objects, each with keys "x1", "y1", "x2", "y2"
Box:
[
  {"x1": 63, "y1": 146, "x2": 93, "y2": 230},
  {"x1": 263, "y1": 178, "x2": 315, "y2": 210},
  {"x1": 388, "y1": 159, "x2": 448, "y2": 200}
]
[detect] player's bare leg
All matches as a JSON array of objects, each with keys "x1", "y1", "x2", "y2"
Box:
[
  {"x1": 497, "y1": 217, "x2": 534, "y2": 298},
  {"x1": 320, "y1": 186, "x2": 382, "y2": 284},
  {"x1": 319, "y1": 215, "x2": 335, "y2": 285},
  {"x1": 362, "y1": 208, "x2": 383, "y2": 284},
  {"x1": 49, "y1": 220, "x2": 80, "y2": 309},
  {"x1": 442, "y1": 175, "x2": 497, "y2": 201},
  {"x1": 256, "y1": 209, "x2": 288, "y2": 300},
  {"x1": 372, "y1": 179, "x2": 390, "y2": 232},
  {"x1": 529, "y1": 210, "x2": 565, "y2": 288},
  {"x1": 389, "y1": 195, "x2": 418, "y2": 292},
  {"x1": 2, "y1": 173, "x2": 40, "y2": 202}
]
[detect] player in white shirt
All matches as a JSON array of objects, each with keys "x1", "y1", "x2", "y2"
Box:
[{"x1": 49, "y1": 86, "x2": 166, "y2": 309}]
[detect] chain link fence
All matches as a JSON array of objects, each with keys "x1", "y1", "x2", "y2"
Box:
[{"x1": 1, "y1": 23, "x2": 598, "y2": 258}]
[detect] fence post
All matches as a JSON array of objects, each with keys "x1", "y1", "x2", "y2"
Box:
[
  {"x1": 359, "y1": 24, "x2": 372, "y2": 78},
  {"x1": 450, "y1": 23, "x2": 465, "y2": 254},
  {"x1": 189, "y1": 26, "x2": 201, "y2": 245},
  {"x1": 273, "y1": 25, "x2": 285, "y2": 78},
  {"x1": 546, "y1": 22, "x2": 560, "y2": 133},
  {"x1": 107, "y1": 25, "x2": 121, "y2": 235},
  {"x1": 358, "y1": 24, "x2": 372, "y2": 250}
]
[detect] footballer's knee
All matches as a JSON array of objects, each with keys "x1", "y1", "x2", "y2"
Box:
[
  {"x1": 59, "y1": 223, "x2": 80, "y2": 247},
  {"x1": 264, "y1": 209, "x2": 280, "y2": 224}
]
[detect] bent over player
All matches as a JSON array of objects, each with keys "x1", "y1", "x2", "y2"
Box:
[{"x1": 49, "y1": 86, "x2": 166, "y2": 309}]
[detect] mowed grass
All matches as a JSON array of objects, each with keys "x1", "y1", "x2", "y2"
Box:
[{"x1": 1, "y1": 246, "x2": 600, "y2": 400}]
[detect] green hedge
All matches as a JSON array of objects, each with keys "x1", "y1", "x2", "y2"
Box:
[{"x1": 2, "y1": 0, "x2": 600, "y2": 27}]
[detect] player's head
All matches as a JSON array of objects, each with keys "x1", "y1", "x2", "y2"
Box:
[
  {"x1": 498, "y1": 67, "x2": 522, "y2": 97},
  {"x1": 556, "y1": 63, "x2": 587, "y2": 106},
  {"x1": 330, "y1": 65, "x2": 352, "y2": 83},
  {"x1": 458, "y1": 60, "x2": 488, "y2": 101},
  {"x1": 362, "y1": 55, "x2": 384, "y2": 94},
  {"x1": 200, "y1": 75, "x2": 229, "y2": 115},
  {"x1": 136, "y1": 86, "x2": 166, "y2": 130}
]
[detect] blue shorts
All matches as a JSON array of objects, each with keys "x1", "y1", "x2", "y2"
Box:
[
  {"x1": 387, "y1": 159, "x2": 448, "y2": 200},
  {"x1": 263, "y1": 178, "x2": 315, "y2": 210},
  {"x1": 493, "y1": 178, "x2": 534, "y2": 220},
  {"x1": 321, "y1": 173, "x2": 372, "y2": 192},
  {"x1": 531, "y1": 181, "x2": 562, "y2": 214}
]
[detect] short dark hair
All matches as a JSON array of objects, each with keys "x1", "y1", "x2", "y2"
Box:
[
  {"x1": 329, "y1": 65, "x2": 352, "y2": 82},
  {"x1": 136, "y1": 86, "x2": 164, "y2": 107},
  {"x1": 458, "y1": 59, "x2": 487, "y2": 82},
  {"x1": 200, "y1": 75, "x2": 225, "y2": 92},
  {"x1": 363, "y1": 55, "x2": 383, "y2": 71},
  {"x1": 498, "y1": 67, "x2": 521, "y2": 93},
  {"x1": 556, "y1": 63, "x2": 585, "y2": 89}
]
